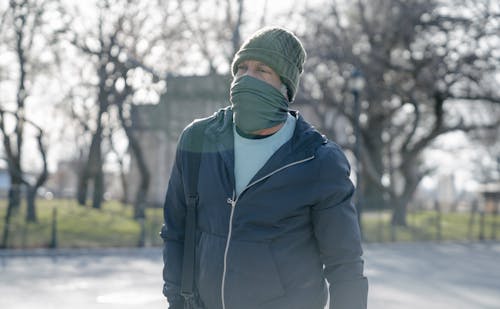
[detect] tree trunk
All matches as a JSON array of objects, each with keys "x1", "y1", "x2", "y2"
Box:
[
  {"x1": 118, "y1": 106, "x2": 150, "y2": 219},
  {"x1": 2, "y1": 161, "x2": 23, "y2": 248},
  {"x1": 26, "y1": 132, "x2": 49, "y2": 222},
  {"x1": 1, "y1": 193, "x2": 15, "y2": 248},
  {"x1": 391, "y1": 199, "x2": 408, "y2": 226},
  {"x1": 77, "y1": 168, "x2": 89, "y2": 205},
  {"x1": 77, "y1": 127, "x2": 104, "y2": 208},
  {"x1": 92, "y1": 167, "x2": 104, "y2": 209},
  {"x1": 130, "y1": 134, "x2": 150, "y2": 219},
  {"x1": 120, "y1": 169, "x2": 129, "y2": 205},
  {"x1": 390, "y1": 154, "x2": 425, "y2": 226},
  {"x1": 76, "y1": 49, "x2": 108, "y2": 207},
  {"x1": 361, "y1": 120, "x2": 388, "y2": 211},
  {"x1": 134, "y1": 185, "x2": 148, "y2": 220},
  {"x1": 26, "y1": 187, "x2": 37, "y2": 223},
  {"x1": 8, "y1": 183, "x2": 22, "y2": 212},
  {"x1": 362, "y1": 179, "x2": 389, "y2": 210},
  {"x1": 12, "y1": 0, "x2": 26, "y2": 212},
  {"x1": 391, "y1": 177, "x2": 422, "y2": 227}
]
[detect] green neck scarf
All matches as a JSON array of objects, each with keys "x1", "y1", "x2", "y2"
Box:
[{"x1": 230, "y1": 75, "x2": 289, "y2": 133}]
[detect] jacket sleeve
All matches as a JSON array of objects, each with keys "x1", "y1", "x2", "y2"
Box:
[
  {"x1": 160, "y1": 129, "x2": 189, "y2": 308},
  {"x1": 311, "y1": 143, "x2": 368, "y2": 309}
]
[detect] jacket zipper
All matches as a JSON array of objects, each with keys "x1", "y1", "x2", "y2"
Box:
[{"x1": 220, "y1": 155, "x2": 315, "y2": 309}]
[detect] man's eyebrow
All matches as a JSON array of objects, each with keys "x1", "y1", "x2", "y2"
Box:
[{"x1": 256, "y1": 62, "x2": 271, "y2": 69}]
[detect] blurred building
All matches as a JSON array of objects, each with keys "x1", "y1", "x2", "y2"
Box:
[
  {"x1": 46, "y1": 160, "x2": 80, "y2": 198},
  {"x1": 477, "y1": 183, "x2": 500, "y2": 214},
  {"x1": 45, "y1": 160, "x2": 123, "y2": 201},
  {"x1": 128, "y1": 74, "x2": 231, "y2": 206}
]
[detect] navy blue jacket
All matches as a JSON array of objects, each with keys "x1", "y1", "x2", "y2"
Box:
[{"x1": 161, "y1": 107, "x2": 368, "y2": 309}]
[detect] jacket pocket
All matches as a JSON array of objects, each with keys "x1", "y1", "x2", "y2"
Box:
[
  {"x1": 225, "y1": 240, "x2": 285, "y2": 308},
  {"x1": 197, "y1": 232, "x2": 225, "y2": 309}
]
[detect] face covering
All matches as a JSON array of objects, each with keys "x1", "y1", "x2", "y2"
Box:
[{"x1": 230, "y1": 75, "x2": 289, "y2": 133}]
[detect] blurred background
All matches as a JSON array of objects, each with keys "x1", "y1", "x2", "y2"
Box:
[
  {"x1": 1, "y1": 0, "x2": 499, "y2": 308},
  {"x1": 1, "y1": 0, "x2": 499, "y2": 248}
]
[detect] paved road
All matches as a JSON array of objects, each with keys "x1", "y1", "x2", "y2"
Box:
[{"x1": 1, "y1": 242, "x2": 499, "y2": 309}]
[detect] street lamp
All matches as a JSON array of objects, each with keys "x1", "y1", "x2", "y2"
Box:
[{"x1": 349, "y1": 68, "x2": 365, "y2": 235}]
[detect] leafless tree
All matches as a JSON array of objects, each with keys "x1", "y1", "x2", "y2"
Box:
[
  {"x1": 69, "y1": 25, "x2": 108, "y2": 209},
  {"x1": 0, "y1": 0, "x2": 62, "y2": 224},
  {"x1": 63, "y1": 0, "x2": 182, "y2": 217},
  {"x1": 178, "y1": 0, "x2": 246, "y2": 73},
  {"x1": 109, "y1": 0, "x2": 186, "y2": 218},
  {"x1": 301, "y1": 0, "x2": 500, "y2": 225},
  {"x1": 1, "y1": 109, "x2": 48, "y2": 247}
]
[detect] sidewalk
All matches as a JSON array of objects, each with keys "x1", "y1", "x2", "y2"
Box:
[
  {"x1": 1, "y1": 242, "x2": 499, "y2": 309},
  {"x1": 365, "y1": 242, "x2": 500, "y2": 309},
  {"x1": 0, "y1": 248, "x2": 165, "y2": 309}
]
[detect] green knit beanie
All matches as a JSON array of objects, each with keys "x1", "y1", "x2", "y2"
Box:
[{"x1": 231, "y1": 27, "x2": 307, "y2": 102}]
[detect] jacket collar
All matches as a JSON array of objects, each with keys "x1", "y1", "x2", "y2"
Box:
[
  {"x1": 204, "y1": 107, "x2": 326, "y2": 181},
  {"x1": 205, "y1": 106, "x2": 326, "y2": 154},
  {"x1": 206, "y1": 106, "x2": 326, "y2": 146}
]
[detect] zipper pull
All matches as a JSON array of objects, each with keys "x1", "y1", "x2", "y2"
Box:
[{"x1": 226, "y1": 197, "x2": 236, "y2": 208}]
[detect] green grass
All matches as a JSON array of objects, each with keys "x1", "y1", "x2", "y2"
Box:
[
  {"x1": 362, "y1": 210, "x2": 500, "y2": 243},
  {"x1": 1, "y1": 200, "x2": 498, "y2": 248},
  {"x1": 0, "y1": 199, "x2": 164, "y2": 249}
]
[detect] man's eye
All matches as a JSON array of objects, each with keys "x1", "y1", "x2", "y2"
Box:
[{"x1": 238, "y1": 66, "x2": 247, "y2": 71}]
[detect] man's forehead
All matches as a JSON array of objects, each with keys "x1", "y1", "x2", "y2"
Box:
[{"x1": 241, "y1": 59, "x2": 271, "y2": 67}]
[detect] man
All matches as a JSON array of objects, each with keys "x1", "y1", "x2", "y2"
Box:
[{"x1": 161, "y1": 27, "x2": 368, "y2": 309}]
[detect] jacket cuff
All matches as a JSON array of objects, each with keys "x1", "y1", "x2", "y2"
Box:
[
  {"x1": 330, "y1": 277, "x2": 368, "y2": 309},
  {"x1": 167, "y1": 296, "x2": 184, "y2": 309}
]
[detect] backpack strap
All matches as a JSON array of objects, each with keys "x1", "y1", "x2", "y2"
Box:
[{"x1": 180, "y1": 121, "x2": 205, "y2": 305}]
